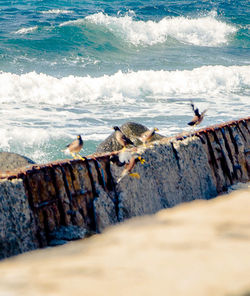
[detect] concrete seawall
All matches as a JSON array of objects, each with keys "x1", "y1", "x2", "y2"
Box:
[{"x1": 0, "y1": 117, "x2": 249, "y2": 259}]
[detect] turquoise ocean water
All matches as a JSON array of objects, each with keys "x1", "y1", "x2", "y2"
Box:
[{"x1": 0, "y1": 0, "x2": 249, "y2": 163}]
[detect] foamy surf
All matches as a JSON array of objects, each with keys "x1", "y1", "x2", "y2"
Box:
[
  {"x1": 14, "y1": 26, "x2": 38, "y2": 34},
  {"x1": 40, "y1": 9, "x2": 72, "y2": 14},
  {"x1": 0, "y1": 125, "x2": 104, "y2": 164},
  {"x1": 84, "y1": 12, "x2": 237, "y2": 46},
  {"x1": 0, "y1": 66, "x2": 249, "y2": 105},
  {"x1": 1, "y1": 65, "x2": 249, "y2": 163}
]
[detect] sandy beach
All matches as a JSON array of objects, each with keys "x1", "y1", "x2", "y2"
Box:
[{"x1": 0, "y1": 184, "x2": 249, "y2": 296}]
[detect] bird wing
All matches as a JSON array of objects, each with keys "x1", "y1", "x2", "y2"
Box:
[
  {"x1": 194, "y1": 107, "x2": 200, "y2": 117},
  {"x1": 200, "y1": 109, "x2": 207, "y2": 118},
  {"x1": 66, "y1": 139, "x2": 76, "y2": 149},
  {"x1": 69, "y1": 141, "x2": 78, "y2": 149},
  {"x1": 122, "y1": 134, "x2": 134, "y2": 145},
  {"x1": 190, "y1": 101, "x2": 200, "y2": 117},
  {"x1": 190, "y1": 101, "x2": 195, "y2": 113}
]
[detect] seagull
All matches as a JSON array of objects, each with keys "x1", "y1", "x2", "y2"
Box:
[
  {"x1": 140, "y1": 127, "x2": 159, "y2": 146},
  {"x1": 188, "y1": 101, "x2": 207, "y2": 127},
  {"x1": 113, "y1": 126, "x2": 135, "y2": 150},
  {"x1": 62, "y1": 135, "x2": 85, "y2": 160}
]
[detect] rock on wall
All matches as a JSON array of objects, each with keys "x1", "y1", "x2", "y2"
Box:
[
  {"x1": 0, "y1": 152, "x2": 35, "y2": 171},
  {"x1": 0, "y1": 179, "x2": 38, "y2": 260}
]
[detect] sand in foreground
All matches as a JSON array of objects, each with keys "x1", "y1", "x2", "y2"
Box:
[{"x1": 0, "y1": 185, "x2": 250, "y2": 296}]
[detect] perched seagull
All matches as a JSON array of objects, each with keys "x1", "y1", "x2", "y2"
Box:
[
  {"x1": 110, "y1": 150, "x2": 145, "y2": 183},
  {"x1": 62, "y1": 135, "x2": 85, "y2": 160},
  {"x1": 113, "y1": 126, "x2": 135, "y2": 150},
  {"x1": 140, "y1": 127, "x2": 159, "y2": 146},
  {"x1": 188, "y1": 101, "x2": 207, "y2": 127}
]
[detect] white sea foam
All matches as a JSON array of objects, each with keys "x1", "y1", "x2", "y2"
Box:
[
  {"x1": 0, "y1": 127, "x2": 62, "y2": 163},
  {"x1": 59, "y1": 18, "x2": 85, "y2": 27},
  {"x1": 1, "y1": 65, "x2": 249, "y2": 162},
  {"x1": 0, "y1": 66, "x2": 249, "y2": 106},
  {"x1": 84, "y1": 12, "x2": 237, "y2": 46},
  {"x1": 14, "y1": 26, "x2": 38, "y2": 34},
  {"x1": 41, "y1": 9, "x2": 72, "y2": 14},
  {"x1": 1, "y1": 67, "x2": 249, "y2": 162}
]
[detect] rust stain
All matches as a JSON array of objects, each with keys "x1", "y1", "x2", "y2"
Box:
[
  {"x1": 213, "y1": 129, "x2": 233, "y2": 186},
  {"x1": 53, "y1": 165, "x2": 71, "y2": 226},
  {"x1": 222, "y1": 127, "x2": 240, "y2": 180},
  {"x1": 206, "y1": 131, "x2": 228, "y2": 192},
  {"x1": 230, "y1": 125, "x2": 249, "y2": 181},
  {"x1": 197, "y1": 133, "x2": 217, "y2": 187}
]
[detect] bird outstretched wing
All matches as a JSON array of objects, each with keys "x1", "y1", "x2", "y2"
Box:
[
  {"x1": 190, "y1": 101, "x2": 200, "y2": 117},
  {"x1": 122, "y1": 134, "x2": 134, "y2": 145}
]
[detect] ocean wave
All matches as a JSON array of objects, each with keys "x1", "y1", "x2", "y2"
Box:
[
  {"x1": 0, "y1": 66, "x2": 249, "y2": 105},
  {"x1": 83, "y1": 12, "x2": 237, "y2": 46},
  {"x1": 59, "y1": 18, "x2": 85, "y2": 27},
  {"x1": 14, "y1": 26, "x2": 38, "y2": 34}
]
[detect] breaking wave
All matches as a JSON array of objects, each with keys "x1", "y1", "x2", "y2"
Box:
[
  {"x1": 14, "y1": 26, "x2": 38, "y2": 34},
  {"x1": 81, "y1": 12, "x2": 237, "y2": 46},
  {"x1": 0, "y1": 66, "x2": 249, "y2": 105}
]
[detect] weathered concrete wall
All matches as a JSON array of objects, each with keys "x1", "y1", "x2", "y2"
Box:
[
  {"x1": 196, "y1": 119, "x2": 250, "y2": 191},
  {"x1": 0, "y1": 179, "x2": 38, "y2": 259},
  {"x1": 112, "y1": 136, "x2": 217, "y2": 220},
  {"x1": 0, "y1": 117, "x2": 249, "y2": 258}
]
